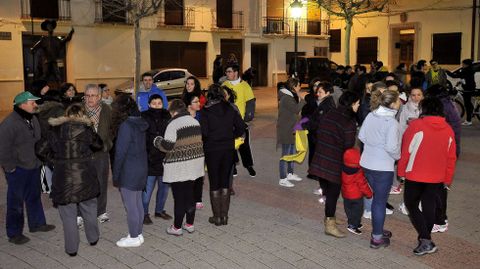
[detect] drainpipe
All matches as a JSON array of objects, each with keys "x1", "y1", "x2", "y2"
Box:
[{"x1": 471, "y1": 0, "x2": 476, "y2": 59}]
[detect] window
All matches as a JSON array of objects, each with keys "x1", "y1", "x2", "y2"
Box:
[
  {"x1": 170, "y1": 71, "x2": 185, "y2": 80},
  {"x1": 357, "y1": 37, "x2": 378, "y2": 64},
  {"x1": 98, "y1": 0, "x2": 127, "y2": 23},
  {"x1": 217, "y1": 0, "x2": 232, "y2": 28},
  {"x1": 432, "y1": 33, "x2": 461, "y2": 65},
  {"x1": 150, "y1": 41, "x2": 207, "y2": 77},
  {"x1": 329, "y1": 29, "x2": 341, "y2": 53},
  {"x1": 154, "y1": 72, "x2": 170, "y2": 82},
  {"x1": 165, "y1": 0, "x2": 184, "y2": 25}
]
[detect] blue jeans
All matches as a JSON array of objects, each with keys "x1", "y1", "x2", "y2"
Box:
[
  {"x1": 142, "y1": 176, "x2": 169, "y2": 215},
  {"x1": 363, "y1": 168, "x2": 393, "y2": 239},
  {"x1": 5, "y1": 167, "x2": 46, "y2": 238},
  {"x1": 279, "y1": 144, "x2": 295, "y2": 179},
  {"x1": 363, "y1": 197, "x2": 372, "y2": 212}
]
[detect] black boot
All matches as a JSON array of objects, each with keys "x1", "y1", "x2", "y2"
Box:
[
  {"x1": 220, "y1": 188, "x2": 231, "y2": 225},
  {"x1": 208, "y1": 190, "x2": 222, "y2": 226}
]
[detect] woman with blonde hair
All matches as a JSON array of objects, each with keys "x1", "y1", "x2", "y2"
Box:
[{"x1": 358, "y1": 89, "x2": 401, "y2": 248}]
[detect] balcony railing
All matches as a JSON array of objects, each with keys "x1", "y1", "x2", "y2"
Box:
[
  {"x1": 211, "y1": 11, "x2": 244, "y2": 30},
  {"x1": 262, "y1": 17, "x2": 329, "y2": 36},
  {"x1": 21, "y1": 0, "x2": 71, "y2": 20},
  {"x1": 95, "y1": 0, "x2": 132, "y2": 24},
  {"x1": 157, "y1": 7, "x2": 195, "y2": 28}
]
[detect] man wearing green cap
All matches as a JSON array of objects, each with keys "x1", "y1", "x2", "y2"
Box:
[{"x1": 0, "y1": 91, "x2": 55, "y2": 245}]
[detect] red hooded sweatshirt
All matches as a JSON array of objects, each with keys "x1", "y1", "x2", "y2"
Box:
[
  {"x1": 398, "y1": 116, "x2": 456, "y2": 185},
  {"x1": 341, "y1": 148, "x2": 373, "y2": 200}
]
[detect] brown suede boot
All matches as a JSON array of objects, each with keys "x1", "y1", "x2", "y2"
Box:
[
  {"x1": 324, "y1": 217, "x2": 346, "y2": 238},
  {"x1": 208, "y1": 190, "x2": 222, "y2": 226},
  {"x1": 220, "y1": 188, "x2": 230, "y2": 225}
]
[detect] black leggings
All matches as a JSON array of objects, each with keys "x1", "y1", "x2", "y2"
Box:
[
  {"x1": 193, "y1": 176, "x2": 204, "y2": 203},
  {"x1": 206, "y1": 149, "x2": 235, "y2": 191},
  {"x1": 435, "y1": 186, "x2": 448, "y2": 225},
  {"x1": 319, "y1": 178, "x2": 342, "y2": 218},
  {"x1": 170, "y1": 181, "x2": 195, "y2": 228},
  {"x1": 404, "y1": 180, "x2": 443, "y2": 240}
]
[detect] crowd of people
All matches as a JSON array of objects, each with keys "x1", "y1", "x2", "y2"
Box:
[
  {"x1": 0, "y1": 59, "x2": 254, "y2": 257},
  {"x1": 0, "y1": 57, "x2": 469, "y2": 258},
  {"x1": 277, "y1": 59, "x2": 462, "y2": 256}
]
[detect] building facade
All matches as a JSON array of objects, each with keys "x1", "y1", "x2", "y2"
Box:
[
  {"x1": 328, "y1": 0, "x2": 480, "y2": 70},
  {"x1": 0, "y1": 0, "x2": 330, "y2": 111}
]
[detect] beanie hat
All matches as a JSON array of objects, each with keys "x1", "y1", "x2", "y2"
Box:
[{"x1": 343, "y1": 148, "x2": 361, "y2": 168}]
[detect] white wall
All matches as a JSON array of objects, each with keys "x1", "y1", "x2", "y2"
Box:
[{"x1": 329, "y1": 0, "x2": 476, "y2": 70}]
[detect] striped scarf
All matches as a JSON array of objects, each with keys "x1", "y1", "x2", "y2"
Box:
[{"x1": 86, "y1": 105, "x2": 102, "y2": 132}]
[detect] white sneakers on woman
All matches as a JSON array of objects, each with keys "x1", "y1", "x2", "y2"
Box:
[{"x1": 116, "y1": 234, "x2": 144, "y2": 247}]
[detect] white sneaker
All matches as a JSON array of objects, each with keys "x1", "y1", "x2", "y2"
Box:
[
  {"x1": 279, "y1": 178, "x2": 294, "y2": 187},
  {"x1": 98, "y1": 213, "x2": 110, "y2": 223},
  {"x1": 399, "y1": 202, "x2": 409, "y2": 215},
  {"x1": 287, "y1": 173, "x2": 302, "y2": 182},
  {"x1": 182, "y1": 224, "x2": 195, "y2": 233},
  {"x1": 195, "y1": 202, "x2": 204, "y2": 210},
  {"x1": 77, "y1": 216, "x2": 84, "y2": 229},
  {"x1": 431, "y1": 224, "x2": 448, "y2": 233},
  {"x1": 389, "y1": 185, "x2": 402, "y2": 195},
  {"x1": 167, "y1": 225, "x2": 183, "y2": 236},
  {"x1": 386, "y1": 208, "x2": 394, "y2": 215},
  {"x1": 318, "y1": 195, "x2": 326, "y2": 204},
  {"x1": 363, "y1": 210, "x2": 371, "y2": 219},
  {"x1": 462, "y1": 120, "x2": 473, "y2": 126},
  {"x1": 118, "y1": 234, "x2": 145, "y2": 244},
  {"x1": 313, "y1": 188, "x2": 323, "y2": 196},
  {"x1": 116, "y1": 236, "x2": 142, "y2": 247}
]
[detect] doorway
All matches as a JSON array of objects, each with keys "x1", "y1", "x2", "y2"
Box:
[
  {"x1": 220, "y1": 39, "x2": 243, "y2": 68},
  {"x1": 251, "y1": 43, "x2": 268, "y2": 87},
  {"x1": 390, "y1": 26, "x2": 416, "y2": 71}
]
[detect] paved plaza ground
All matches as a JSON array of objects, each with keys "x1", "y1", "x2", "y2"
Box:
[{"x1": 0, "y1": 87, "x2": 479, "y2": 269}]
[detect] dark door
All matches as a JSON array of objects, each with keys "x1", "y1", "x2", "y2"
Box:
[
  {"x1": 165, "y1": 0, "x2": 184, "y2": 25},
  {"x1": 30, "y1": 0, "x2": 59, "y2": 19},
  {"x1": 221, "y1": 39, "x2": 243, "y2": 68},
  {"x1": 217, "y1": 0, "x2": 232, "y2": 28},
  {"x1": 251, "y1": 44, "x2": 268, "y2": 87}
]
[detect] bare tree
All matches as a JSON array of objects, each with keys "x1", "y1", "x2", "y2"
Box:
[
  {"x1": 316, "y1": 0, "x2": 389, "y2": 65},
  {"x1": 101, "y1": 0, "x2": 164, "y2": 92}
]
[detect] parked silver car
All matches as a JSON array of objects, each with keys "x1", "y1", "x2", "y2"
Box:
[{"x1": 117, "y1": 68, "x2": 193, "y2": 97}]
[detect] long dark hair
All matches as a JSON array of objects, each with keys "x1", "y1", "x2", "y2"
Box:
[
  {"x1": 338, "y1": 91, "x2": 360, "y2": 119},
  {"x1": 181, "y1": 76, "x2": 202, "y2": 99},
  {"x1": 110, "y1": 94, "x2": 139, "y2": 137}
]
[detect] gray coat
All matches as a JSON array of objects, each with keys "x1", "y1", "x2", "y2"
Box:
[
  {"x1": 276, "y1": 89, "x2": 305, "y2": 145},
  {"x1": 0, "y1": 110, "x2": 41, "y2": 171}
]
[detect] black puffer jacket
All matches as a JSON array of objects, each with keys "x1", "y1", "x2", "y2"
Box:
[
  {"x1": 36, "y1": 116, "x2": 103, "y2": 205},
  {"x1": 141, "y1": 108, "x2": 171, "y2": 176}
]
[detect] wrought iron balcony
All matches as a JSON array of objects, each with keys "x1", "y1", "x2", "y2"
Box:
[
  {"x1": 157, "y1": 7, "x2": 195, "y2": 28},
  {"x1": 94, "y1": 0, "x2": 133, "y2": 24},
  {"x1": 262, "y1": 17, "x2": 329, "y2": 36},
  {"x1": 211, "y1": 11, "x2": 244, "y2": 30}
]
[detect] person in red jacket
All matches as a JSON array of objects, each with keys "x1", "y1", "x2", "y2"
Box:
[
  {"x1": 398, "y1": 96, "x2": 456, "y2": 256},
  {"x1": 341, "y1": 148, "x2": 373, "y2": 235}
]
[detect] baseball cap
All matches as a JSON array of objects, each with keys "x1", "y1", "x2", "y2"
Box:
[{"x1": 13, "y1": 91, "x2": 41, "y2": 106}]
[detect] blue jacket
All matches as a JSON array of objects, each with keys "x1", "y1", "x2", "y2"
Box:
[
  {"x1": 137, "y1": 84, "x2": 168, "y2": 112},
  {"x1": 113, "y1": 116, "x2": 149, "y2": 191}
]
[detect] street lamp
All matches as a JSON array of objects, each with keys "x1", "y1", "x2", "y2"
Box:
[{"x1": 291, "y1": 0, "x2": 303, "y2": 78}]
